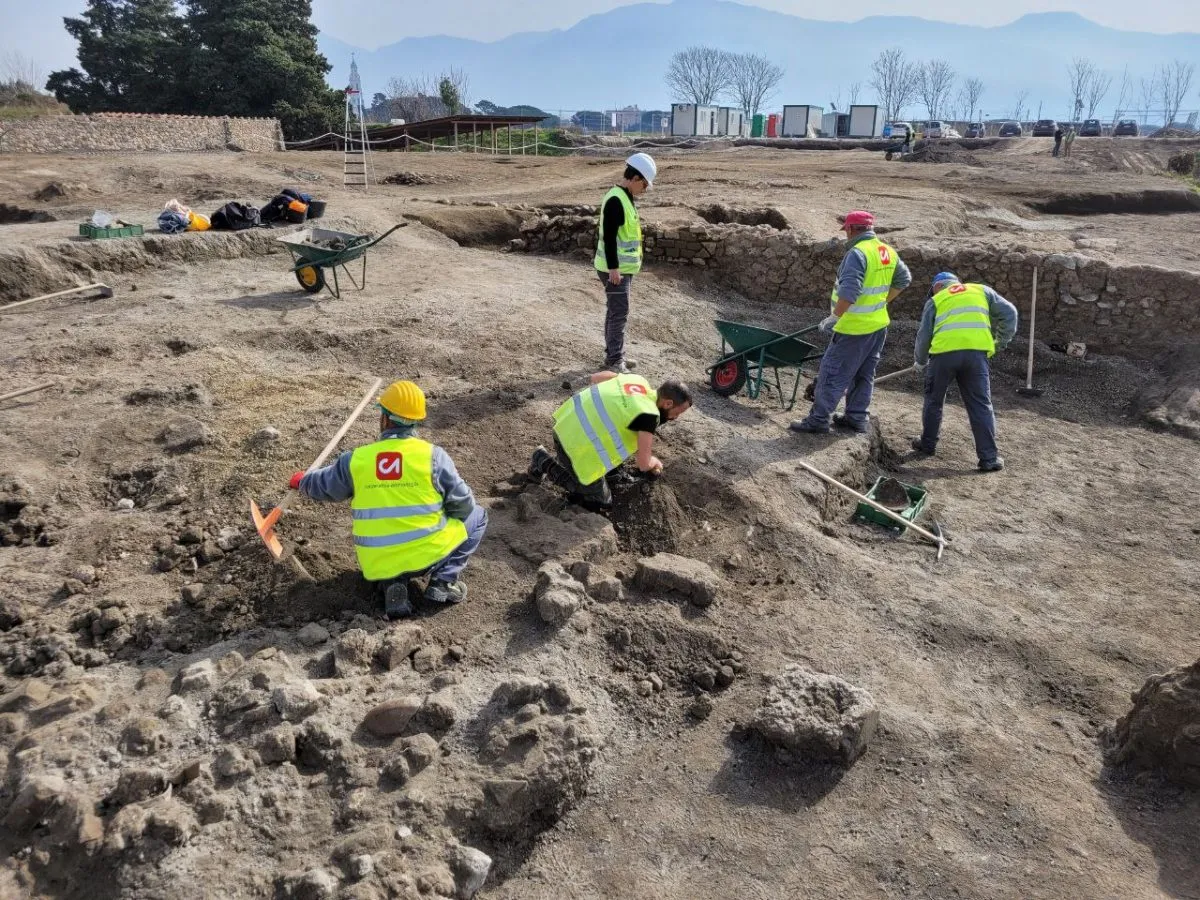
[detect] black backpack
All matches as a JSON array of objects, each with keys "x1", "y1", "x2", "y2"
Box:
[
  {"x1": 259, "y1": 194, "x2": 291, "y2": 225},
  {"x1": 211, "y1": 201, "x2": 261, "y2": 231}
]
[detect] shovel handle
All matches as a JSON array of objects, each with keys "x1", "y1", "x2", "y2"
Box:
[
  {"x1": 874, "y1": 365, "x2": 919, "y2": 386},
  {"x1": 795, "y1": 459, "x2": 948, "y2": 549}
]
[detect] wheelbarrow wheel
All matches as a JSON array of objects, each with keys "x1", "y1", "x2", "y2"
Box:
[
  {"x1": 709, "y1": 357, "x2": 748, "y2": 396},
  {"x1": 885, "y1": 150, "x2": 895, "y2": 161},
  {"x1": 295, "y1": 265, "x2": 325, "y2": 294}
]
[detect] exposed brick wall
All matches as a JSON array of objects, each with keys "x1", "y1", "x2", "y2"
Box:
[
  {"x1": 509, "y1": 215, "x2": 1200, "y2": 358},
  {"x1": 0, "y1": 114, "x2": 283, "y2": 153}
]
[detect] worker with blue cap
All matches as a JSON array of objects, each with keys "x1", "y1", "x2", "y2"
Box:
[{"x1": 910, "y1": 272, "x2": 1019, "y2": 472}]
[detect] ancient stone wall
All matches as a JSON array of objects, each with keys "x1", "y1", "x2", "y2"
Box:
[
  {"x1": 0, "y1": 114, "x2": 283, "y2": 153},
  {"x1": 510, "y1": 215, "x2": 1200, "y2": 357}
]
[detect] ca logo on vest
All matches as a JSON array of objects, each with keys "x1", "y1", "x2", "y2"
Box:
[
  {"x1": 623, "y1": 383, "x2": 648, "y2": 396},
  {"x1": 376, "y1": 452, "x2": 403, "y2": 480}
]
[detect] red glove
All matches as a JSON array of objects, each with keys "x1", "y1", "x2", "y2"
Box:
[{"x1": 288, "y1": 471, "x2": 305, "y2": 490}]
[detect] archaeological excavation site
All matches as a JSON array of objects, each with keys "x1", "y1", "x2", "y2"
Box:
[{"x1": 2, "y1": 136, "x2": 1200, "y2": 900}]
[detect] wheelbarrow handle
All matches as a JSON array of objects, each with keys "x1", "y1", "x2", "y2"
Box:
[{"x1": 709, "y1": 321, "x2": 824, "y2": 371}]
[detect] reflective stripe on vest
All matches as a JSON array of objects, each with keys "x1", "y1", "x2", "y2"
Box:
[
  {"x1": 830, "y1": 237, "x2": 899, "y2": 336},
  {"x1": 930, "y1": 282, "x2": 996, "y2": 356},
  {"x1": 348, "y1": 438, "x2": 468, "y2": 581},
  {"x1": 594, "y1": 186, "x2": 643, "y2": 275},
  {"x1": 552, "y1": 375, "x2": 660, "y2": 485}
]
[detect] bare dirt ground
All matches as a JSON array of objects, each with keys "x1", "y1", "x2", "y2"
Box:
[{"x1": 1, "y1": 138, "x2": 1199, "y2": 900}]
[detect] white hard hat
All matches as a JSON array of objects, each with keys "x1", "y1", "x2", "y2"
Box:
[{"x1": 626, "y1": 152, "x2": 657, "y2": 187}]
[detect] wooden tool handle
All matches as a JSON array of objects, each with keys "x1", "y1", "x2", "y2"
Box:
[
  {"x1": 0, "y1": 283, "x2": 111, "y2": 313},
  {"x1": 0, "y1": 382, "x2": 55, "y2": 403},
  {"x1": 1025, "y1": 267, "x2": 1038, "y2": 387},
  {"x1": 795, "y1": 459, "x2": 947, "y2": 548},
  {"x1": 874, "y1": 365, "x2": 918, "y2": 386}
]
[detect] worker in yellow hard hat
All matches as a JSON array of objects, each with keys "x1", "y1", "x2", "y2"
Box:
[{"x1": 290, "y1": 380, "x2": 487, "y2": 618}]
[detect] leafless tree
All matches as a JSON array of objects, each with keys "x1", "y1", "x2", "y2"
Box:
[
  {"x1": 1012, "y1": 89, "x2": 1030, "y2": 122},
  {"x1": 728, "y1": 53, "x2": 784, "y2": 117},
  {"x1": 385, "y1": 68, "x2": 471, "y2": 122},
  {"x1": 869, "y1": 49, "x2": 920, "y2": 120},
  {"x1": 665, "y1": 46, "x2": 733, "y2": 106},
  {"x1": 961, "y1": 77, "x2": 985, "y2": 123},
  {"x1": 917, "y1": 60, "x2": 956, "y2": 120},
  {"x1": 0, "y1": 51, "x2": 45, "y2": 90},
  {"x1": 848, "y1": 81, "x2": 862, "y2": 105},
  {"x1": 1158, "y1": 59, "x2": 1196, "y2": 126},
  {"x1": 1067, "y1": 57, "x2": 1096, "y2": 120},
  {"x1": 1139, "y1": 74, "x2": 1160, "y2": 122},
  {"x1": 1083, "y1": 68, "x2": 1113, "y2": 119},
  {"x1": 1112, "y1": 66, "x2": 1132, "y2": 123}
]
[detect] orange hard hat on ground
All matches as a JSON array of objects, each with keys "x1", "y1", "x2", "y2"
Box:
[{"x1": 378, "y1": 380, "x2": 426, "y2": 421}]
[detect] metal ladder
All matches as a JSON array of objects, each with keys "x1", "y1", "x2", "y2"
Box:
[{"x1": 343, "y1": 57, "x2": 374, "y2": 190}]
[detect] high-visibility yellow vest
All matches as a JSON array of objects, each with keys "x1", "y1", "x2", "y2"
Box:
[
  {"x1": 930, "y1": 282, "x2": 996, "y2": 356},
  {"x1": 830, "y1": 237, "x2": 899, "y2": 335},
  {"x1": 553, "y1": 375, "x2": 660, "y2": 485},
  {"x1": 594, "y1": 186, "x2": 643, "y2": 275},
  {"x1": 348, "y1": 438, "x2": 467, "y2": 581}
]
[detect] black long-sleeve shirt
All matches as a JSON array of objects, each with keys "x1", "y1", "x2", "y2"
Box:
[{"x1": 601, "y1": 186, "x2": 633, "y2": 271}]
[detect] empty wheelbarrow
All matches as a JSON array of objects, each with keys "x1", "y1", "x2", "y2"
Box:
[
  {"x1": 706, "y1": 319, "x2": 823, "y2": 410},
  {"x1": 277, "y1": 223, "x2": 406, "y2": 298}
]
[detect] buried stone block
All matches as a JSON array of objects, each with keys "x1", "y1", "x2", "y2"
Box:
[
  {"x1": 634, "y1": 553, "x2": 720, "y2": 608},
  {"x1": 534, "y1": 561, "x2": 588, "y2": 624},
  {"x1": 749, "y1": 664, "x2": 879, "y2": 766}
]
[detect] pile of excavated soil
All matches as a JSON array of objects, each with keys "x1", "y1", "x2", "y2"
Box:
[
  {"x1": 1131, "y1": 347, "x2": 1200, "y2": 440},
  {"x1": 1104, "y1": 658, "x2": 1200, "y2": 785}
]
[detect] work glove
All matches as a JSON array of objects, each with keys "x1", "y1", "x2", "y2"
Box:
[
  {"x1": 288, "y1": 471, "x2": 305, "y2": 490},
  {"x1": 819, "y1": 315, "x2": 839, "y2": 334},
  {"x1": 913, "y1": 361, "x2": 926, "y2": 373}
]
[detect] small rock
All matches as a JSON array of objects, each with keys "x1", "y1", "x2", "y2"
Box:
[
  {"x1": 412, "y1": 644, "x2": 441, "y2": 674},
  {"x1": 257, "y1": 725, "x2": 297, "y2": 764},
  {"x1": 122, "y1": 717, "x2": 167, "y2": 756},
  {"x1": 214, "y1": 746, "x2": 256, "y2": 779},
  {"x1": 180, "y1": 584, "x2": 204, "y2": 606},
  {"x1": 688, "y1": 694, "x2": 715, "y2": 720},
  {"x1": 716, "y1": 665, "x2": 736, "y2": 688},
  {"x1": 197, "y1": 542, "x2": 224, "y2": 565},
  {"x1": 171, "y1": 759, "x2": 205, "y2": 787},
  {"x1": 272, "y1": 681, "x2": 323, "y2": 722},
  {"x1": 178, "y1": 525, "x2": 205, "y2": 545},
  {"x1": 116, "y1": 498, "x2": 136, "y2": 511},
  {"x1": 383, "y1": 754, "x2": 411, "y2": 784},
  {"x1": 448, "y1": 644, "x2": 466, "y2": 662},
  {"x1": 70, "y1": 565, "x2": 97, "y2": 585},
  {"x1": 3, "y1": 776, "x2": 103, "y2": 850},
  {"x1": 253, "y1": 426, "x2": 281, "y2": 445},
  {"x1": 283, "y1": 868, "x2": 339, "y2": 900},
  {"x1": 749, "y1": 665, "x2": 879, "y2": 766},
  {"x1": 215, "y1": 527, "x2": 243, "y2": 552},
  {"x1": 159, "y1": 417, "x2": 212, "y2": 453},
  {"x1": 451, "y1": 845, "x2": 493, "y2": 899},
  {"x1": 637, "y1": 680, "x2": 654, "y2": 697},
  {"x1": 62, "y1": 578, "x2": 88, "y2": 596},
  {"x1": 634, "y1": 553, "x2": 720, "y2": 607},
  {"x1": 692, "y1": 669, "x2": 717, "y2": 691},
  {"x1": 334, "y1": 628, "x2": 380, "y2": 676},
  {"x1": 349, "y1": 854, "x2": 374, "y2": 880},
  {"x1": 0, "y1": 598, "x2": 24, "y2": 631},
  {"x1": 362, "y1": 695, "x2": 423, "y2": 737},
  {"x1": 109, "y1": 767, "x2": 168, "y2": 806},
  {"x1": 649, "y1": 673, "x2": 664, "y2": 692},
  {"x1": 587, "y1": 576, "x2": 624, "y2": 603},
  {"x1": 0, "y1": 679, "x2": 52, "y2": 713},
  {"x1": 296, "y1": 623, "x2": 330, "y2": 647},
  {"x1": 402, "y1": 732, "x2": 440, "y2": 773},
  {"x1": 413, "y1": 697, "x2": 456, "y2": 734},
  {"x1": 175, "y1": 659, "x2": 217, "y2": 694},
  {"x1": 376, "y1": 624, "x2": 425, "y2": 670},
  {"x1": 534, "y1": 561, "x2": 587, "y2": 624}
]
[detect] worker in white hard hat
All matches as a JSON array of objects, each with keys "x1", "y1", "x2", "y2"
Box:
[{"x1": 593, "y1": 152, "x2": 657, "y2": 374}]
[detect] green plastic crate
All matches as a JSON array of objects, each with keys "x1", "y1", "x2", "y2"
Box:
[
  {"x1": 79, "y1": 222, "x2": 144, "y2": 240},
  {"x1": 855, "y1": 476, "x2": 928, "y2": 532}
]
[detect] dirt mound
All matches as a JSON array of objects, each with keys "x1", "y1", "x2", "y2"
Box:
[
  {"x1": 902, "y1": 141, "x2": 982, "y2": 166},
  {"x1": 1030, "y1": 189, "x2": 1200, "y2": 216},
  {"x1": 0, "y1": 204, "x2": 56, "y2": 225},
  {"x1": 1103, "y1": 658, "x2": 1200, "y2": 786},
  {"x1": 407, "y1": 207, "x2": 525, "y2": 247},
  {"x1": 1131, "y1": 348, "x2": 1200, "y2": 439},
  {"x1": 609, "y1": 479, "x2": 688, "y2": 555},
  {"x1": 694, "y1": 203, "x2": 789, "y2": 230},
  {"x1": 382, "y1": 171, "x2": 459, "y2": 186},
  {"x1": 1167, "y1": 152, "x2": 1197, "y2": 176}
]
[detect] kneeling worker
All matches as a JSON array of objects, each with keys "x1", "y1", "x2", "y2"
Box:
[
  {"x1": 290, "y1": 380, "x2": 487, "y2": 618},
  {"x1": 911, "y1": 273, "x2": 1019, "y2": 472},
  {"x1": 529, "y1": 371, "x2": 693, "y2": 510}
]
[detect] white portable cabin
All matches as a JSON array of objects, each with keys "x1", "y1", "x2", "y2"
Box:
[
  {"x1": 715, "y1": 107, "x2": 745, "y2": 136},
  {"x1": 781, "y1": 105, "x2": 822, "y2": 138},
  {"x1": 847, "y1": 105, "x2": 885, "y2": 138},
  {"x1": 671, "y1": 104, "x2": 720, "y2": 137}
]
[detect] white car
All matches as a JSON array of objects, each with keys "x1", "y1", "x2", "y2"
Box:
[{"x1": 924, "y1": 120, "x2": 949, "y2": 138}]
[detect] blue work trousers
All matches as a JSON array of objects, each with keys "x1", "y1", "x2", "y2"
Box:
[
  {"x1": 918, "y1": 350, "x2": 1000, "y2": 465},
  {"x1": 803, "y1": 328, "x2": 888, "y2": 429}
]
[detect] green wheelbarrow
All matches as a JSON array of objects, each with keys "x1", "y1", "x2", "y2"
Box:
[
  {"x1": 277, "y1": 223, "x2": 407, "y2": 299},
  {"x1": 706, "y1": 319, "x2": 824, "y2": 410}
]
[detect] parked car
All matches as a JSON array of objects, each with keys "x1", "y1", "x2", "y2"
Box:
[
  {"x1": 998, "y1": 121, "x2": 1023, "y2": 137},
  {"x1": 1114, "y1": 119, "x2": 1139, "y2": 136},
  {"x1": 965, "y1": 122, "x2": 985, "y2": 138},
  {"x1": 924, "y1": 120, "x2": 947, "y2": 138},
  {"x1": 1032, "y1": 119, "x2": 1058, "y2": 137},
  {"x1": 1080, "y1": 119, "x2": 1103, "y2": 136},
  {"x1": 886, "y1": 121, "x2": 913, "y2": 141}
]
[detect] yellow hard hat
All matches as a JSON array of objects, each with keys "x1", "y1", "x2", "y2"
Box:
[{"x1": 378, "y1": 380, "x2": 426, "y2": 422}]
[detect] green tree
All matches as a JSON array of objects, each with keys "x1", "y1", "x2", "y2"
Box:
[
  {"x1": 438, "y1": 77, "x2": 461, "y2": 115},
  {"x1": 183, "y1": 0, "x2": 341, "y2": 137},
  {"x1": 47, "y1": 0, "x2": 188, "y2": 113}
]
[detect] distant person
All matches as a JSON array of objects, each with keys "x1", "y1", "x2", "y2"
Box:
[
  {"x1": 594, "y1": 152, "x2": 657, "y2": 374},
  {"x1": 909, "y1": 273, "x2": 1019, "y2": 473},
  {"x1": 290, "y1": 380, "x2": 487, "y2": 618},
  {"x1": 1064, "y1": 126, "x2": 1077, "y2": 158},
  {"x1": 1053, "y1": 126, "x2": 1063, "y2": 157},
  {"x1": 790, "y1": 210, "x2": 912, "y2": 435},
  {"x1": 528, "y1": 371, "x2": 692, "y2": 511}
]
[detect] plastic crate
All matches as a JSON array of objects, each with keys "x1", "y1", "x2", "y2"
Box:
[
  {"x1": 855, "y1": 477, "x2": 928, "y2": 532},
  {"x1": 79, "y1": 223, "x2": 144, "y2": 240}
]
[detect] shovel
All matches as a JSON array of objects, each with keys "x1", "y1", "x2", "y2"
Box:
[
  {"x1": 874, "y1": 365, "x2": 921, "y2": 386},
  {"x1": 251, "y1": 376, "x2": 383, "y2": 560},
  {"x1": 1017, "y1": 266, "x2": 1044, "y2": 397}
]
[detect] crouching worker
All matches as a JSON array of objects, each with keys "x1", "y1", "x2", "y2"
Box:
[
  {"x1": 529, "y1": 371, "x2": 693, "y2": 511},
  {"x1": 290, "y1": 380, "x2": 487, "y2": 619}
]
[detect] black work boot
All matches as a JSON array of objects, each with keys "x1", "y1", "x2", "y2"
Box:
[
  {"x1": 384, "y1": 581, "x2": 415, "y2": 619},
  {"x1": 529, "y1": 446, "x2": 551, "y2": 482}
]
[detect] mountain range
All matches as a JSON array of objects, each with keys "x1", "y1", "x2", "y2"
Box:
[{"x1": 317, "y1": 2, "x2": 1200, "y2": 122}]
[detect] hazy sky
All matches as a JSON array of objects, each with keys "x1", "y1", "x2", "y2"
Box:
[{"x1": 1, "y1": 0, "x2": 1197, "y2": 65}]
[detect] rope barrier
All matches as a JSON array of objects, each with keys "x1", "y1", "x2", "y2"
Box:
[{"x1": 279, "y1": 130, "x2": 750, "y2": 155}]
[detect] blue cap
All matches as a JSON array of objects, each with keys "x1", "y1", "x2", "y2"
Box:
[{"x1": 932, "y1": 271, "x2": 959, "y2": 288}]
